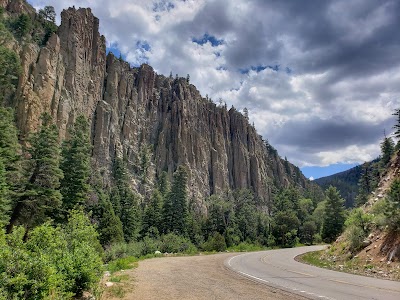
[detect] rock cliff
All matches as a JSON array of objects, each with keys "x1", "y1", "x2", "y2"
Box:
[{"x1": 6, "y1": 2, "x2": 310, "y2": 209}]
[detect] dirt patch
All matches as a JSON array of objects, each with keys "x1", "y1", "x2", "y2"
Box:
[{"x1": 103, "y1": 253, "x2": 308, "y2": 300}]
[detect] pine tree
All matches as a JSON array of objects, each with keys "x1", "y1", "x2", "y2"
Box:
[
  {"x1": 60, "y1": 116, "x2": 91, "y2": 212},
  {"x1": 355, "y1": 162, "x2": 371, "y2": 207},
  {"x1": 162, "y1": 165, "x2": 188, "y2": 235},
  {"x1": 392, "y1": 108, "x2": 400, "y2": 140},
  {"x1": 322, "y1": 186, "x2": 345, "y2": 242},
  {"x1": 97, "y1": 194, "x2": 124, "y2": 246},
  {"x1": 158, "y1": 171, "x2": 169, "y2": 198},
  {"x1": 0, "y1": 46, "x2": 21, "y2": 104},
  {"x1": 0, "y1": 159, "x2": 10, "y2": 227},
  {"x1": 7, "y1": 113, "x2": 63, "y2": 233},
  {"x1": 38, "y1": 6, "x2": 56, "y2": 23},
  {"x1": 141, "y1": 189, "x2": 162, "y2": 236},
  {"x1": 111, "y1": 158, "x2": 140, "y2": 241},
  {"x1": 380, "y1": 134, "x2": 394, "y2": 167},
  {"x1": 0, "y1": 107, "x2": 22, "y2": 197}
]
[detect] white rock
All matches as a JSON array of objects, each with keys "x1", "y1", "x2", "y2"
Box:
[{"x1": 105, "y1": 282, "x2": 114, "y2": 287}]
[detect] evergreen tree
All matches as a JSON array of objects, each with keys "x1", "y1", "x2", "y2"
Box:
[
  {"x1": 321, "y1": 186, "x2": 346, "y2": 242},
  {"x1": 355, "y1": 162, "x2": 371, "y2": 206},
  {"x1": 97, "y1": 194, "x2": 124, "y2": 246},
  {"x1": 7, "y1": 113, "x2": 63, "y2": 233},
  {"x1": 12, "y1": 14, "x2": 31, "y2": 38},
  {"x1": 380, "y1": 134, "x2": 394, "y2": 167},
  {"x1": 158, "y1": 171, "x2": 169, "y2": 198},
  {"x1": 0, "y1": 46, "x2": 21, "y2": 105},
  {"x1": 392, "y1": 108, "x2": 400, "y2": 140},
  {"x1": 0, "y1": 107, "x2": 21, "y2": 192},
  {"x1": 141, "y1": 189, "x2": 162, "y2": 236},
  {"x1": 38, "y1": 6, "x2": 56, "y2": 23},
  {"x1": 111, "y1": 158, "x2": 140, "y2": 241},
  {"x1": 60, "y1": 116, "x2": 91, "y2": 212},
  {"x1": 0, "y1": 159, "x2": 10, "y2": 227},
  {"x1": 162, "y1": 165, "x2": 188, "y2": 235}
]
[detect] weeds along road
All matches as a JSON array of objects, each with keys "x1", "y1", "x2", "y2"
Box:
[
  {"x1": 117, "y1": 246, "x2": 400, "y2": 300},
  {"x1": 226, "y1": 245, "x2": 400, "y2": 300}
]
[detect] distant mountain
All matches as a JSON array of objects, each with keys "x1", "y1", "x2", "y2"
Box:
[{"x1": 314, "y1": 165, "x2": 363, "y2": 207}]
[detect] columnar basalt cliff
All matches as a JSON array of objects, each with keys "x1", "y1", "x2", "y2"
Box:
[{"x1": 6, "y1": 3, "x2": 309, "y2": 208}]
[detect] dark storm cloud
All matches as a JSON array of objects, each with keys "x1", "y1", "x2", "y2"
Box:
[{"x1": 269, "y1": 117, "x2": 395, "y2": 152}]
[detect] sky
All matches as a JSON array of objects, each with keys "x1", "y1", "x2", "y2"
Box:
[{"x1": 28, "y1": 0, "x2": 400, "y2": 179}]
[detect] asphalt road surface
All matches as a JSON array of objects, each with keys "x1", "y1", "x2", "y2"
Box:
[{"x1": 225, "y1": 245, "x2": 400, "y2": 300}]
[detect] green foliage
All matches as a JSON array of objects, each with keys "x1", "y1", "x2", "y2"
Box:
[
  {"x1": 11, "y1": 13, "x2": 32, "y2": 38},
  {"x1": 38, "y1": 6, "x2": 56, "y2": 23},
  {"x1": 160, "y1": 233, "x2": 196, "y2": 254},
  {"x1": 322, "y1": 186, "x2": 346, "y2": 242},
  {"x1": 272, "y1": 210, "x2": 300, "y2": 247},
  {"x1": 63, "y1": 210, "x2": 103, "y2": 295},
  {"x1": 60, "y1": 116, "x2": 92, "y2": 212},
  {"x1": 8, "y1": 114, "x2": 63, "y2": 232},
  {"x1": 380, "y1": 135, "x2": 394, "y2": 167},
  {"x1": 343, "y1": 208, "x2": 374, "y2": 252},
  {"x1": 97, "y1": 194, "x2": 124, "y2": 246},
  {"x1": 0, "y1": 45, "x2": 21, "y2": 104},
  {"x1": 162, "y1": 165, "x2": 188, "y2": 235},
  {"x1": 392, "y1": 108, "x2": 400, "y2": 140},
  {"x1": 384, "y1": 178, "x2": 400, "y2": 231},
  {"x1": 0, "y1": 160, "x2": 10, "y2": 227},
  {"x1": 0, "y1": 211, "x2": 102, "y2": 299},
  {"x1": 344, "y1": 208, "x2": 373, "y2": 232},
  {"x1": 141, "y1": 189, "x2": 163, "y2": 236},
  {"x1": 111, "y1": 158, "x2": 140, "y2": 242},
  {"x1": 107, "y1": 256, "x2": 138, "y2": 274},
  {"x1": 300, "y1": 220, "x2": 317, "y2": 245},
  {"x1": 345, "y1": 225, "x2": 366, "y2": 252},
  {"x1": 157, "y1": 171, "x2": 169, "y2": 197},
  {"x1": 315, "y1": 163, "x2": 364, "y2": 208},
  {"x1": 202, "y1": 232, "x2": 227, "y2": 252}
]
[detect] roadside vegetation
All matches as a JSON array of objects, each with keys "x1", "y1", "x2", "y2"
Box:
[{"x1": 299, "y1": 112, "x2": 400, "y2": 281}]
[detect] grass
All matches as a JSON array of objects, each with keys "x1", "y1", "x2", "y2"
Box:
[
  {"x1": 110, "y1": 274, "x2": 130, "y2": 283},
  {"x1": 109, "y1": 285, "x2": 125, "y2": 298},
  {"x1": 107, "y1": 256, "x2": 139, "y2": 273},
  {"x1": 298, "y1": 250, "x2": 335, "y2": 269}
]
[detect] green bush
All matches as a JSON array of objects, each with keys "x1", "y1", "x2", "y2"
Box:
[
  {"x1": 0, "y1": 211, "x2": 103, "y2": 299},
  {"x1": 160, "y1": 233, "x2": 197, "y2": 254},
  {"x1": 202, "y1": 232, "x2": 227, "y2": 252},
  {"x1": 345, "y1": 225, "x2": 366, "y2": 252}
]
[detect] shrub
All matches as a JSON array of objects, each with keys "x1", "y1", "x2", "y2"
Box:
[
  {"x1": 0, "y1": 211, "x2": 103, "y2": 299},
  {"x1": 160, "y1": 233, "x2": 197, "y2": 254},
  {"x1": 345, "y1": 225, "x2": 366, "y2": 252},
  {"x1": 202, "y1": 232, "x2": 227, "y2": 252}
]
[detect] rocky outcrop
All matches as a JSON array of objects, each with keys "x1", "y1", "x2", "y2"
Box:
[{"x1": 10, "y1": 4, "x2": 309, "y2": 209}]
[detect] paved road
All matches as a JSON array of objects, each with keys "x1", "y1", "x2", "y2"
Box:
[{"x1": 225, "y1": 245, "x2": 400, "y2": 300}]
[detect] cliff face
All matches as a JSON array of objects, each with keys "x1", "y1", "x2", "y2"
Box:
[{"x1": 9, "y1": 5, "x2": 309, "y2": 208}]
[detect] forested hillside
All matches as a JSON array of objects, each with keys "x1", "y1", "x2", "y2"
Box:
[{"x1": 314, "y1": 158, "x2": 380, "y2": 208}]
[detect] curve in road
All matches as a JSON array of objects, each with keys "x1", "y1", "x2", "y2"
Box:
[{"x1": 225, "y1": 245, "x2": 400, "y2": 300}]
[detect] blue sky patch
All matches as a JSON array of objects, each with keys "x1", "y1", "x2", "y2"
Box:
[
  {"x1": 106, "y1": 44, "x2": 126, "y2": 60},
  {"x1": 192, "y1": 33, "x2": 224, "y2": 47},
  {"x1": 239, "y1": 64, "x2": 280, "y2": 74},
  {"x1": 301, "y1": 162, "x2": 359, "y2": 180}
]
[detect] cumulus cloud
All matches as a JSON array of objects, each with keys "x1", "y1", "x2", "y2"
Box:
[{"x1": 28, "y1": 0, "x2": 400, "y2": 167}]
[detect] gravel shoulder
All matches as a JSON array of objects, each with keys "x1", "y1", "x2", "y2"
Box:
[{"x1": 106, "y1": 252, "x2": 307, "y2": 300}]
